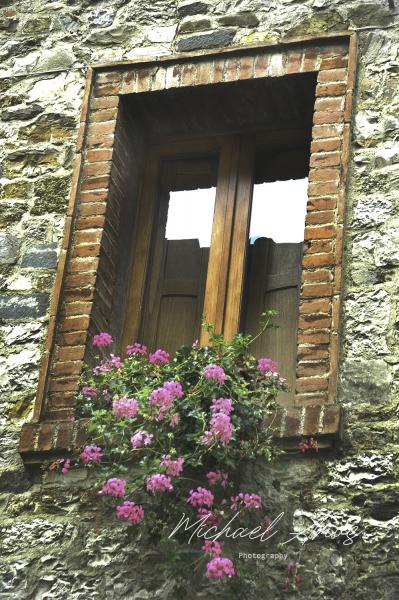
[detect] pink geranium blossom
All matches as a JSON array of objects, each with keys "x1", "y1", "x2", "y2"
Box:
[
  {"x1": 187, "y1": 487, "x2": 214, "y2": 508},
  {"x1": 100, "y1": 478, "x2": 126, "y2": 497},
  {"x1": 160, "y1": 455, "x2": 184, "y2": 476},
  {"x1": 80, "y1": 445, "x2": 103, "y2": 465},
  {"x1": 126, "y1": 343, "x2": 147, "y2": 356},
  {"x1": 210, "y1": 398, "x2": 233, "y2": 415},
  {"x1": 82, "y1": 386, "x2": 98, "y2": 398},
  {"x1": 203, "y1": 364, "x2": 226, "y2": 384},
  {"x1": 146, "y1": 474, "x2": 173, "y2": 493},
  {"x1": 112, "y1": 397, "x2": 139, "y2": 419},
  {"x1": 116, "y1": 501, "x2": 145, "y2": 525},
  {"x1": 206, "y1": 470, "x2": 229, "y2": 488},
  {"x1": 162, "y1": 380, "x2": 183, "y2": 398},
  {"x1": 206, "y1": 557, "x2": 235, "y2": 579},
  {"x1": 230, "y1": 492, "x2": 262, "y2": 511},
  {"x1": 131, "y1": 430, "x2": 153, "y2": 448},
  {"x1": 202, "y1": 540, "x2": 223, "y2": 557},
  {"x1": 149, "y1": 349, "x2": 170, "y2": 365},
  {"x1": 92, "y1": 332, "x2": 113, "y2": 347},
  {"x1": 257, "y1": 357, "x2": 278, "y2": 373},
  {"x1": 202, "y1": 412, "x2": 234, "y2": 446}
]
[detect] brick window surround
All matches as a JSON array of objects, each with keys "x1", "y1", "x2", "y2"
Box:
[{"x1": 19, "y1": 32, "x2": 357, "y2": 459}]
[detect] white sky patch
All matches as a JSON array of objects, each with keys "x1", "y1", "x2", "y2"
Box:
[
  {"x1": 165, "y1": 187, "x2": 216, "y2": 248},
  {"x1": 165, "y1": 178, "x2": 308, "y2": 247},
  {"x1": 250, "y1": 178, "x2": 308, "y2": 244}
]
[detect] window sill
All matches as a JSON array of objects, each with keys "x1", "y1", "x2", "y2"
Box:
[{"x1": 19, "y1": 405, "x2": 341, "y2": 463}]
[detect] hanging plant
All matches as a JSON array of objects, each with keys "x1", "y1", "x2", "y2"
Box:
[{"x1": 50, "y1": 311, "x2": 287, "y2": 581}]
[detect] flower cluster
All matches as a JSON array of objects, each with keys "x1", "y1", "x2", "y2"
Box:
[
  {"x1": 92, "y1": 332, "x2": 113, "y2": 347},
  {"x1": 204, "y1": 364, "x2": 226, "y2": 384},
  {"x1": 49, "y1": 458, "x2": 71, "y2": 475},
  {"x1": 206, "y1": 557, "x2": 235, "y2": 579},
  {"x1": 257, "y1": 357, "x2": 278, "y2": 373},
  {"x1": 207, "y1": 470, "x2": 229, "y2": 488},
  {"x1": 149, "y1": 381, "x2": 183, "y2": 420},
  {"x1": 93, "y1": 354, "x2": 123, "y2": 374},
  {"x1": 100, "y1": 478, "x2": 126, "y2": 497},
  {"x1": 210, "y1": 397, "x2": 233, "y2": 415},
  {"x1": 197, "y1": 508, "x2": 221, "y2": 527},
  {"x1": 112, "y1": 397, "x2": 139, "y2": 419},
  {"x1": 203, "y1": 412, "x2": 234, "y2": 446},
  {"x1": 231, "y1": 493, "x2": 262, "y2": 511},
  {"x1": 116, "y1": 501, "x2": 145, "y2": 525},
  {"x1": 160, "y1": 455, "x2": 184, "y2": 476},
  {"x1": 146, "y1": 474, "x2": 173, "y2": 493},
  {"x1": 299, "y1": 436, "x2": 319, "y2": 453},
  {"x1": 187, "y1": 487, "x2": 214, "y2": 507},
  {"x1": 126, "y1": 343, "x2": 147, "y2": 356},
  {"x1": 82, "y1": 386, "x2": 98, "y2": 398},
  {"x1": 131, "y1": 430, "x2": 153, "y2": 448},
  {"x1": 149, "y1": 349, "x2": 170, "y2": 365},
  {"x1": 80, "y1": 445, "x2": 103, "y2": 465},
  {"x1": 202, "y1": 540, "x2": 223, "y2": 557}
]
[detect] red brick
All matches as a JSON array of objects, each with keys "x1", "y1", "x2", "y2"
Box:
[
  {"x1": 197, "y1": 61, "x2": 212, "y2": 85},
  {"x1": 75, "y1": 216, "x2": 106, "y2": 229},
  {"x1": 314, "y1": 96, "x2": 344, "y2": 111},
  {"x1": 296, "y1": 362, "x2": 329, "y2": 377},
  {"x1": 310, "y1": 138, "x2": 341, "y2": 153},
  {"x1": 284, "y1": 408, "x2": 302, "y2": 437},
  {"x1": 302, "y1": 253, "x2": 335, "y2": 267},
  {"x1": 254, "y1": 53, "x2": 268, "y2": 77},
  {"x1": 297, "y1": 346, "x2": 329, "y2": 360},
  {"x1": 306, "y1": 210, "x2": 335, "y2": 225},
  {"x1": 91, "y1": 96, "x2": 119, "y2": 110},
  {"x1": 295, "y1": 393, "x2": 328, "y2": 407},
  {"x1": 322, "y1": 406, "x2": 341, "y2": 433},
  {"x1": 57, "y1": 345, "x2": 86, "y2": 361},
  {"x1": 80, "y1": 190, "x2": 108, "y2": 203},
  {"x1": 286, "y1": 51, "x2": 302, "y2": 74},
  {"x1": 90, "y1": 109, "x2": 118, "y2": 123},
  {"x1": 307, "y1": 197, "x2": 337, "y2": 212},
  {"x1": 137, "y1": 68, "x2": 153, "y2": 92},
  {"x1": 55, "y1": 421, "x2": 75, "y2": 450},
  {"x1": 86, "y1": 133, "x2": 115, "y2": 148},
  {"x1": 316, "y1": 82, "x2": 347, "y2": 97},
  {"x1": 313, "y1": 111, "x2": 344, "y2": 125},
  {"x1": 304, "y1": 225, "x2": 336, "y2": 240},
  {"x1": 302, "y1": 283, "x2": 333, "y2": 297},
  {"x1": 181, "y1": 63, "x2": 196, "y2": 86},
  {"x1": 60, "y1": 316, "x2": 90, "y2": 332},
  {"x1": 318, "y1": 68, "x2": 347, "y2": 83},
  {"x1": 48, "y1": 377, "x2": 80, "y2": 393},
  {"x1": 52, "y1": 360, "x2": 83, "y2": 377},
  {"x1": 298, "y1": 314, "x2": 332, "y2": 329},
  {"x1": 308, "y1": 181, "x2": 339, "y2": 196},
  {"x1": 309, "y1": 168, "x2": 340, "y2": 182},
  {"x1": 298, "y1": 331, "x2": 330, "y2": 344},
  {"x1": 299, "y1": 298, "x2": 331, "y2": 314},
  {"x1": 37, "y1": 422, "x2": 56, "y2": 452},
  {"x1": 81, "y1": 176, "x2": 110, "y2": 191},
  {"x1": 310, "y1": 152, "x2": 341, "y2": 167},
  {"x1": 319, "y1": 56, "x2": 348, "y2": 70},
  {"x1": 72, "y1": 243, "x2": 101, "y2": 258},
  {"x1": 312, "y1": 124, "x2": 343, "y2": 139},
  {"x1": 58, "y1": 331, "x2": 88, "y2": 346},
  {"x1": 296, "y1": 377, "x2": 329, "y2": 392},
  {"x1": 83, "y1": 162, "x2": 111, "y2": 178},
  {"x1": 63, "y1": 302, "x2": 93, "y2": 316},
  {"x1": 301, "y1": 269, "x2": 332, "y2": 283},
  {"x1": 224, "y1": 57, "x2": 239, "y2": 82},
  {"x1": 94, "y1": 83, "x2": 120, "y2": 97},
  {"x1": 303, "y1": 406, "x2": 322, "y2": 434},
  {"x1": 19, "y1": 424, "x2": 37, "y2": 453},
  {"x1": 79, "y1": 203, "x2": 107, "y2": 217},
  {"x1": 96, "y1": 71, "x2": 121, "y2": 84},
  {"x1": 68, "y1": 257, "x2": 99, "y2": 272},
  {"x1": 64, "y1": 272, "x2": 96, "y2": 288},
  {"x1": 74, "y1": 229, "x2": 103, "y2": 244},
  {"x1": 239, "y1": 55, "x2": 254, "y2": 79}
]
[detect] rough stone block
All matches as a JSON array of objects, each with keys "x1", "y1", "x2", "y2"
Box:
[
  {"x1": 21, "y1": 243, "x2": 58, "y2": 269},
  {"x1": 0, "y1": 233, "x2": 20, "y2": 266},
  {"x1": 0, "y1": 294, "x2": 49, "y2": 320},
  {"x1": 177, "y1": 29, "x2": 235, "y2": 52}
]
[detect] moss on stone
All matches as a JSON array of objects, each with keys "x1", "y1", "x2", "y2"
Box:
[
  {"x1": 2, "y1": 181, "x2": 32, "y2": 199},
  {"x1": 285, "y1": 12, "x2": 345, "y2": 38},
  {"x1": 31, "y1": 176, "x2": 70, "y2": 215}
]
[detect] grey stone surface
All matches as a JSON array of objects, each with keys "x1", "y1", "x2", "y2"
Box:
[
  {"x1": 21, "y1": 243, "x2": 58, "y2": 269},
  {"x1": 176, "y1": 28, "x2": 236, "y2": 51},
  {"x1": 177, "y1": 1, "x2": 210, "y2": 17},
  {"x1": 0, "y1": 232, "x2": 19, "y2": 266},
  {"x1": 0, "y1": 294, "x2": 49, "y2": 320}
]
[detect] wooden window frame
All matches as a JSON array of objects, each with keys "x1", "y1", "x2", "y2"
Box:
[{"x1": 19, "y1": 33, "x2": 357, "y2": 459}]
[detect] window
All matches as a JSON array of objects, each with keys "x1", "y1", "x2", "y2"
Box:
[{"x1": 20, "y1": 37, "x2": 355, "y2": 456}]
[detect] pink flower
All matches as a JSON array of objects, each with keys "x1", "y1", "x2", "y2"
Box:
[
  {"x1": 146, "y1": 474, "x2": 173, "y2": 493},
  {"x1": 206, "y1": 557, "x2": 235, "y2": 579},
  {"x1": 197, "y1": 508, "x2": 221, "y2": 527},
  {"x1": 92, "y1": 332, "x2": 113, "y2": 347},
  {"x1": 80, "y1": 445, "x2": 103, "y2": 465},
  {"x1": 169, "y1": 413, "x2": 180, "y2": 428},
  {"x1": 187, "y1": 487, "x2": 214, "y2": 508},
  {"x1": 230, "y1": 492, "x2": 262, "y2": 511},
  {"x1": 100, "y1": 478, "x2": 126, "y2": 497},
  {"x1": 287, "y1": 562, "x2": 296, "y2": 571},
  {"x1": 202, "y1": 412, "x2": 234, "y2": 446},
  {"x1": 204, "y1": 364, "x2": 226, "y2": 384},
  {"x1": 149, "y1": 349, "x2": 170, "y2": 365},
  {"x1": 82, "y1": 386, "x2": 98, "y2": 398},
  {"x1": 257, "y1": 357, "x2": 278, "y2": 374},
  {"x1": 116, "y1": 501, "x2": 145, "y2": 525},
  {"x1": 202, "y1": 540, "x2": 223, "y2": 557},
  {"x1": 112, "y1": 397, "x2": 139, "y2": 419},
  {"x1": 92, "y1": 354, "x2": 123, "y2": 374},
  {"x1": 160, "y1": 455, "x2": 184, "y2": 476},
  {"x1": 210, "y1": 398, "x2": 233, "y2": 415},
  {"x1": 148, "y1": 386, "x2": 174, "y2": 419},
  {"x1": 126, "y1": 343, "x2": 147, "y2": 356},
  {"x1": 206, "y1": 470, "x2": 229, "y2": 488},
  {"x1": 131, "y1": 430, "x2": 153, "y2": 448},
  {"x1": 162, "y1": 380, "x2": 183, "y2": 398},
  {"x1": 49, "y1": 458, "x2": 71, "y2": 475}
]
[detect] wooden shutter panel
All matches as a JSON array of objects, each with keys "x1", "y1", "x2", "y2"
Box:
[{"x1": 242, "y1": 237, "x2": 303, "y2": 406}]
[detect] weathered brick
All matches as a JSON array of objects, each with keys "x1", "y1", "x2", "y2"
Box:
[
  {"x1": 91, "y1": 96, "x2": 119, "y2": 110},
  {"x1": 307, "y1": 197, "x2": 337, "y2": 212},
  {"x1": 72, "y1": 243, "x2": 102, "y2": 258},
  {"x1": 306, "y1": 210, "x2": 335, "y2": 225},
  {"x1": 60, "y1": 316, "x2": 90, "y2": 332},
  {"x1": 52, "y1": 360, "x2": 83, "y2": 377},
  {"x1": 94, "y1": 83, "x2": 121, "y2": 97},
  {"x1": 313, "y1": 110, "x2": 344, "y2": 125},
  {"x1": 310, "y1": 152, "x2": 341, "y2": 167},
  {"x1": 48, "y1": 376, "x2": 80, "y2": 392},
  {"x1": 302, "y1": 252, "x2": 335, "y2": 267},
  {"x1": 298, "y1": 314, "x2": 332, "y2": 329},
  {"x1": 301, "y1": 269, "x2": 332, "y2": 283},
  {"x1": 303, "y1": 405, "x2": 322, "y2": 432},
  {"x1": 75, "y1": 216, "x2": 106, "y2": 229},
  {"x1": 74, "y1": 229, "x2": 103, "y2": 244},
  {"x1": 296, "y1": 377, "x2": 329, "y2": 392},
  {"x1": 319, "y1": 56, "x2": 348, "y2": 70},
  {"x1": 308, "y1": 181, "x2": 339, "y2": 196},
  {"x1": 63, "y1": 302, "x2": 93, "y2": 316},
  {"x1": 68, "y1": 257, "x2": 99, "y2": 273},
  {"x1": 322, "y1": 406, "x2": 341, "y2": 433},
  {"x1": 316, "y1": 82, "x2": 347, "y2": 96},
  {"x1": 90, "y1": 109, "x2": 118, "y2": 123},
  {"x1": 297, "y1": 345, "x2": 329, "y2": 360},
  {"x1": 79, "y1": 202, "x2": 107, "y2": 217},
  {"x1": 296, "y1": 362, "x2": 329, "y2": 377},
  {"x1": 58, "y1": 331, "x2": 88, "y2": 346},
  {"x1": 299, "y1": 298, "x2": 331, "y2": 314},
  {"x1": 302, "y1": 283, "x2": 333, "y2": 297},
  {"x1": 57, "y1": 344, "x2": 86, "y2": 361},
  {"x1": 284, "y1": 408, "x2": 302, "y2": 437},
  {"x1": 318, "y1": 68, "x2": 347, "y2": 83},
  {"x1": 304, "y1": 225, "x2": 336, "y2": 240},
  {"x1": 298, "y1": 331, "x2": 330, "y2": 344},
  {"x1": 64, "y1": 272, "x2": 96, "y2": 289},
  {"x1": 310, "y1": 138, "x2": 341, "y2": 153},
  {"x1": 312, "y1": 124, "x2": 343, "y2": 139}
]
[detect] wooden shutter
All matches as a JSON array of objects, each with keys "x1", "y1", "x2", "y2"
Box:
[{"x1": 241, "y1": 238, "x2": 303, "y2": 406}]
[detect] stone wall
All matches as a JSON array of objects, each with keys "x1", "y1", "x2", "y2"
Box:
[{"x1": 0, "y1": 1, "x2": 398, "y2": 599}]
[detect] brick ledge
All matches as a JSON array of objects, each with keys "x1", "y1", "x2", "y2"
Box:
[{"x1": 19, "y1": 405, "x2": 341, "y2": 461}]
